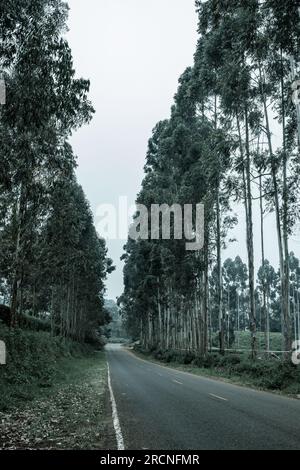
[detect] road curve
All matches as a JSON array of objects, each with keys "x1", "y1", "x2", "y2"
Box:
[{"x1": 106, "y1": 344, "x2": 300, "y2": 450}]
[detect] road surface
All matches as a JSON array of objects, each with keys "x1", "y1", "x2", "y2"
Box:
[{"x1": 106, "y1": 344, "x2": 300, "y2": 450}]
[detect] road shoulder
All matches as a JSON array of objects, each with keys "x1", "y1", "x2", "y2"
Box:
[
  {"x1": 0, "y1": 352, "x2": 116, "y2": 450},
  {"x1": 128, "y1": 347, "x2": 300, "y2": 400}
]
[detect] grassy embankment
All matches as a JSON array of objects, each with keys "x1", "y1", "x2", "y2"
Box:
[
  {"x1": 0, "y1": 324, "x2": 115, "y2": 449},
  {"x1": 134, "y1": 332, "x2": 300, "y2": 396}
]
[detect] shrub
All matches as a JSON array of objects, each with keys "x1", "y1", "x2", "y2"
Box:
[
  {"x1": 183, "y1": 352, "x2": 195, "y2": 365},
  {"x1": 192, "y1": 356, "x2": 203, "y2": 368},
  {"x1": 140, "y1": 345, "x2": 300, "y2": 394},
  {"x1": 204, "y1": 353, "x2": 222, "y2": 368},
  {"x1": 220, "y1": 354, "x2": 242, "y2": 367},
  {"x1": 153, "y1": 348, "x2": 163, "y2": 360},
  {"x1": 163, "y1": 350, "x2": 174, "y2": 363},
  {"x1": 0, "y1": 323, "x2": 92, "y2": 411},
  {"x1": 19, "y1": 313, "x2": 51, "y2": 332}
]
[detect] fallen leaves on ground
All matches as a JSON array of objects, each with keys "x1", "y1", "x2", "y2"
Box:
[{"x1": 0, "y1": 355, "x2": 116, "y2": 450}]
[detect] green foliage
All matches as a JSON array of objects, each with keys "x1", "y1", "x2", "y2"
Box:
[
  {"x1": 211, "y1": 330, "x2": 283, "y2": 352},
  {"x1": 135, "y1": 345, "x2": 197, "y2": 365},
  {"x1": 19, "y1": 313, "x2": 51, "y2": 332},
  {"x1": 121, "y1": 0, "x2": 300, "y2": 359},
  {"x1": 0, "y1": 0, "x2": 114, "y2": 342},
  {"x1": 104, "y1": 299, "x2": 127, "y2": 341},
  {"x1": 0, "y1": 323, "x2": 93, "y2": 411},
  {"x1": 137, "y1": 346, "x2": 300, "y2": 394}
]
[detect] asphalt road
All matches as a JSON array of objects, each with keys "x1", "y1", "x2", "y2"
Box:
[{"x1": 106, "y1": 344, "x2": 300, "y2": 450}]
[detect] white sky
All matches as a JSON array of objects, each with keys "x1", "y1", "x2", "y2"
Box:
[{"x1": 67, "y1": 0, "x2": 300, "y2": 301}]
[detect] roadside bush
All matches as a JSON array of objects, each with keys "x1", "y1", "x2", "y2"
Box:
[
  {"x1": 149, "y1": 349, "x2": 193, "y2": 364},
  {"x1": 142, "y1": 346, "x2": 300, "y2": 394},
  {"x1": 223, "y1": 354, "x2": 241, "y2": 366},
  {"x1": 19, "y1": 313, "x2": 51, "y2": 332},
  {"x1": 0, "y1": 323, "x2": 93, "y2": 411},
  {"x1": 192, "y1": 353, "x2": 221, "y2": 368},
  {"x1": 192, "y1": 356, "x2": 203, "y2": 368},
  {"x1": 204, "y1": 353, "x2": 222, "y2": 368},
  {"x1": 153, "y1": 348, "x2": 163, "y2": 360},
  {"x1": 85, "y1": 330, "x2": 106, "y2": 350},
  {"x1": 219, "y1": 354, "x2": 242, "y2": 370},
  {"x1": 255, "y1": 361, "x2": 300, "y2": 390},
  {"x1": 163, "y1": 350, "x2": 175, "y2": 363},
  {"x1": 183, "y1": 352, "x2": 195, "y2": 365},
  {"x1": 219, "y1": 357, "x2": 300, "y2": 392}
]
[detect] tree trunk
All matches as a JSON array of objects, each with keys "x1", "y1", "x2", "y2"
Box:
[
  {"x1": 280, "y1": 50, "x2": 292, "y2": 355},
  {"x1": 216, "y1": 191, "x2": 225, "y2": 354},
  {"x1": 10, "y1": 183, "x2": 27, "y2": 327},
  {"x1": 245, "y1": 105, "x2": 257, "y2": 359},
  {"x1": 259, "y1": 169, "x2": 269, "y2": 352},
  {"x1": 259, "y1": 62, "x2": 291, "y2": 356}
]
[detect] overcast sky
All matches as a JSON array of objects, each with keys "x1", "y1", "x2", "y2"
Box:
[{"x1": 67, "y1": 0, "x2": 300, "y2": 301}]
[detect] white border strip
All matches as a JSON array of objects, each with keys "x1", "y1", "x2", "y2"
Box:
[
  {"x1": 209, "y1": 393, "x2": 228, "y2": 402},
  {"x1": 107, "y1": 363, "x2": 125, "y2": 450}
]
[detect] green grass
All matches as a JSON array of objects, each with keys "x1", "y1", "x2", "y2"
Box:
[
  {"x1": 0, "y1": 323, "x2": 115, "y2": 449},
  {"x1": 0, "y1": 352, "x2": 115, "y2": 450},
  {"x1": 228, "y1": 331, "x2": 283, "y2": 352},
  {"x1": 0, "y1": 323, "x2": 93, "y2": 411}
]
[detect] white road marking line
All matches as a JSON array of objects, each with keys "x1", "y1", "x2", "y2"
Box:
[
  {"x1": 173, "y1": 379, "x2": 183, "y2": 385},
  {"x1": 107, "y1": 363, "x2": 125, "y2": 450},
  {"x1": 209, "y1": 393, "x2": 228, "y2": 402}
]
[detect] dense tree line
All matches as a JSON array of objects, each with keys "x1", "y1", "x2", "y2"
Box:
[
  {"x1": 0, "y1": 0, "x2": 114, "y2": 343},
  {"x1": 120, "y1": 0, "x2": 300, "y2": 359}
]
